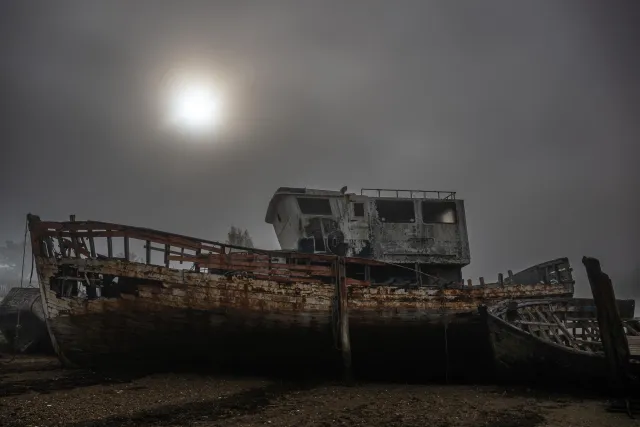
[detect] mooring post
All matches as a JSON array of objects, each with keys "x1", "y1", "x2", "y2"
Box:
[
  {"x1": 337, "y1": 256, "x2": 353, "y2": 384},
  {"x1": 582, "y1": 256, "x2": 632, "y2": 402}
]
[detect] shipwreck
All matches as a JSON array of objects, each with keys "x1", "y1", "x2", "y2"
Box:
[
  {"x1": 480, "y1": 298, "x2": 638, "y2": 386},
  {"x1": 28, "y1": 187, "x2": 578, "y2": 377}
]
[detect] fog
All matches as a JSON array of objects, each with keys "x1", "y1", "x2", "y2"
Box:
[{"x1": 1, "y1": 1, "x2": 638, "y2": 301}]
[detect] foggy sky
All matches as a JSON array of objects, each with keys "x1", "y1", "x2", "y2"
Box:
[{"x1": 1, "y1": 1, "x2": 639, "y2": 298}]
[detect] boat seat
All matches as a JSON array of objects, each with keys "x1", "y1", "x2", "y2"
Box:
[{"x1": 627, "y1": 336, "x2": 640, "y2": 358}]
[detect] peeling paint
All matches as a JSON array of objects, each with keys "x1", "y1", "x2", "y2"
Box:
[{"x1": 27, "y1": 214, "x2": 575, "y2": 369}]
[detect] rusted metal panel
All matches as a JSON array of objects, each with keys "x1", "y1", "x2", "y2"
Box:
[{"x1": 264, "y1": 187, "x2": 471, "y2": 271}]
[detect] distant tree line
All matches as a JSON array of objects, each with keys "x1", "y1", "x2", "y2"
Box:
[{"x1": 226, "y1": 226, "x2": 254, "y2": 248}]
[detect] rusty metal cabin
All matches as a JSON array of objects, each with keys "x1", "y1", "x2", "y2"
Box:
[{"x1": 265, "y1": 187, "x2": 470, "y2": 286}]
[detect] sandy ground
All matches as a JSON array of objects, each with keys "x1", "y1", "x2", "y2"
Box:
[{"x1": 0, "y1": 355, "x2": 636, "y2": 427}]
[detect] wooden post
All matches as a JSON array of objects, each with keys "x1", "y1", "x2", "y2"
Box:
[
  {"x1": 498, "y1": 273, "x2": 504, "y2": 286},
  {"x1": 146, "y1": 241, "x2": 151, "y2": 264},
  {"x1": 107, "y1": 236, "x2": 113, "y2": 258},
  {"x1": 194, "y1": 248, "x2": 202, "y2": 273},
  {"x1": 124, "y1": 237, "x2": 130, "y2": 261},
  {"x1": 164, "y1": 244, "x2": 170, "y2": 268},
  {"x1": 88, "y1": 233, "x2": 96, "y2": 258},
  {"x1": 582, "y1": 256, "x2": 632, "y2": 397},
  {"x1": 337, "y1": 256, "x2": 353, "y2": 384},
  {"x1": 479, "y1": 277, "x2": 485, "y2": 287},
  {"x1": 467, "y1": 279, "x2": 472, "y2": 287}
]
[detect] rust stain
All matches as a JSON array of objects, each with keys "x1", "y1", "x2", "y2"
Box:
[{"x1": 27, "y1": 214, "x2": 575, "y2": 368}]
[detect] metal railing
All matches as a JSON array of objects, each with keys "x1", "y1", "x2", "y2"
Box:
[{"x1": 360, "y1": 188, "x2": 456, "y2": 200}]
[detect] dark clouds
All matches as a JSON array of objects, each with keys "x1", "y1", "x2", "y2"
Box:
[{"x1": 1, "y1": 1, "x2": 638, "y2": 298}]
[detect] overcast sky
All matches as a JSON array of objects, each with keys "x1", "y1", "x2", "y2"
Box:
[{"x1": 1, "y1": 1, "x2": 638, "y2": 298}]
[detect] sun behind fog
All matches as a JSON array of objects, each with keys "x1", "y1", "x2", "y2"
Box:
[{"x1": 169, "y1": 81, "x2": 224, "y2": 133}]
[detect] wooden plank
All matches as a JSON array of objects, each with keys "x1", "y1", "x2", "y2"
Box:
[
  {"x1": 345, "y1": 278, "x2": 370, "y2": 287},
  {"x1": 627, "y1": 336, "x2": 640, "y2": 357},
  {"x1": 169, "y1": 255, "x2": 333, "y2": 275},
  {"x1": 583, "y1": 256, "x2": 632, "y2": 396}
]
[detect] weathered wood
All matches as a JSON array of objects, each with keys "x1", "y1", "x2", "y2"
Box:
[
  {"x1": 582, "y1": 256, "x2": 632, "y2": 395},
  {"x1": 26, "y1": 213, "x2": 582, "y2": 374},
  {"x1": 164, "y1": 244, "x2": 170, "y2": 268},
  {"x1": 337, "y1": 257, "x2": 353, "y2": 383},
  {"x1": 124, "y1": 237, "x2": 130, "y2": 261},
  {"x1": 88, "y1": 234, "x2": 96, "y2": 258}
]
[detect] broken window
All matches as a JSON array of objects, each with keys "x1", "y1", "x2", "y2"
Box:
[
  {"x1": 353, "y1": 203, "x2": 365, "y2": 217},
  {"x1": 422, "y1": 201, "x2": 457, "y2": 224},
  {"x1": 297, "y1": 197, "x2": 333, "y2": 215},
  {"x1": 375, "y1": 200, "x2": 415, "y2": 223}
]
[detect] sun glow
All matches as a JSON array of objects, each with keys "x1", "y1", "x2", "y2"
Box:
[{"x1": 169, "y1": 81, "x2": 224, "y2": 133}]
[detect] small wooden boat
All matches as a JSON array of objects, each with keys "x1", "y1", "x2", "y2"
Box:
[
  {"x1": 480, "y1": 298, "x2": 640, "y2": 385},
  {"x1": 0, "y1": 287, "x2": 51, "y2": 353}
]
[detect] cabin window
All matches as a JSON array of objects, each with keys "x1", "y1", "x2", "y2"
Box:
[
  {"x1": 353, "y1": 203, "x2": 365, "y2": 217},
  {"x1": 375, "y1": 200, "x2": 415, "y2": 223},
  {"x1": 422, "y1": 201, "x2": 457, "y2": 224},
  {"x1": 297, "y1": 197, "x2": 333, "y2": 215}
]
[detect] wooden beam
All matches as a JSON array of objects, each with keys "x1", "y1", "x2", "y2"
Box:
[
  {"x1": 124, "y1": 236, "x2": 130, "y2": 261},
  {"x1": 583, "y1": 256, "x2": 632, "y2": 397},
  {"x1": 146, "y1": 240, "x2": 151, "y2": 264},
  {"x1": 337, "y1": 257, "x2": 352, "y2": 384},
  {"x1": 88, "y1": 233, "x2": 96, "y2": 258}
]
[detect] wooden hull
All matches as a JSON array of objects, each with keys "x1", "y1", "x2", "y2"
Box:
[
  {"x1": 483, "y1": 309, "x2": 609, "y2": 385},
  {"x1": 28, "y1": 215, "x2": 576, "y2": 377},
  {"x1": 481, "y1": 300, "x2": 639, "y2": 386}
]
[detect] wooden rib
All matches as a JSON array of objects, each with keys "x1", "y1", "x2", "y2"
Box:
[
  {"x1": 523, "y1": 307, "x2": 550, "y2": 341},
  {"x1": 547, "y1": 306, "x2": 582, "y2": 351},
  {"x1": 532, "y1": 307, "x2": 563, "y2": 345}
]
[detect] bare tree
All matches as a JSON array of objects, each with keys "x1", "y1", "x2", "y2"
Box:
[{"x1": 226, "y1": 226, "x2": 254, "y2": 249}]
